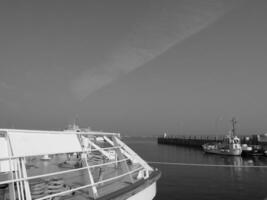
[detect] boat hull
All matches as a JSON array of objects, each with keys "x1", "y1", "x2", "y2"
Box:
[
  {"x1": 203, "y1": 148, "x2": 242, "y2": 156},
  {"x1": 242, "y1": 150, "x2": 264, "y2": 157},
  {"x1": 98, "y1": 170, "x2": 161, "y2": 200},
  {"x1": 126, "y1": 182, "x2": 156, "y2": 200}
]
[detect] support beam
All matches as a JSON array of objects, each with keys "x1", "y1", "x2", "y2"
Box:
[
  {"x1": 114, "y1": 137, "x2": 153, "y2": 178},
  {"x1": 6, "y1": 135, "x2": 16, "y2": 200},
  {"x1": 20, "y1": 158, "x2": 32, "y2": 200},
  {"x1": 78, "y1": 135, "x2": 98, "y2": 198},
  {"x1": 14, "y1": 159, "x2": 22, "y2": 200},
  {"x1": 86, "y1": 139, "x2": 113, "y2": 160},
  {"x1": 103, "y1": 136, "x2": 133, "y2": 162},
  {"x1": 81, "y1": 153, "x2": 98, "y2": 198},
  {"x1": 112, "y1": 136, "x2": 133, "y2": 183}
]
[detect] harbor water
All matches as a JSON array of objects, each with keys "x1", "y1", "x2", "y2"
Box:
[{"x1": 125, "y1": 137, "x2": 267, "y2": 200}]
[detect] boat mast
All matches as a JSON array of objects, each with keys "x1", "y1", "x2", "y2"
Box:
[{"x1": 231, "y1": 117, "x2": 237, "y2": 136}]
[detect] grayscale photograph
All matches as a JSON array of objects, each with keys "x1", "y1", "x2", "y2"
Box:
[{"x1": 0, "y1": 0, "x2": 267, "y2": 200}]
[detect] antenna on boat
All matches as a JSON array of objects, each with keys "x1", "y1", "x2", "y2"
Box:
[
  {"x1": 231, "y1": 117, "x2": 237, "y2": 136},
  {"x1": 74, "y1": 115, "x2": 78, "y2": 126},
  {"x1": 67, "y1": 115, "x2": 81, "y2": 131}
]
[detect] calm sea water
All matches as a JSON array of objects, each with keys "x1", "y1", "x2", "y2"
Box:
[{"x1": 124, "y1": 137, "x2": 267, "y2": 200}]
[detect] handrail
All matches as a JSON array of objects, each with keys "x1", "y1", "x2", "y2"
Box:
[
  {"x1": 0, "y1": 146, "x2": 122, "y2": 161},
  {"x1": 35, "y1": 166, "x2": 144, "y2": 200},
  {"x1": 0, "y1": 130, "x2": 151, "y2": 200},
  {"x1": 0, "y1": 157, "x2": 131, "y2": 185},
  {"x1": 0, "y1": 129, "x2": 120, "y2": 136}
]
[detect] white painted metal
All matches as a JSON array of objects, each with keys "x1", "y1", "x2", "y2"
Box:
[
  {"x1": 0, "y1": 158, "x2": 130, "y2": 185},
  {"x1": 0, "y1": 129, "x2": 157, "y2": 200},
  {"x1": 8, "y1": 132, "x2": 82, "y2": 157},
  {"x1": 114, "y1": 137, "x2": 153, "y2": 172},
  {"x1": 104, "y1": 136, "x2": 134, "y2": 163},
  {"x1": 0, "y1": 129, "x2": 120, "y2": 137},
  {"x1": 0, "y1": 137, "x2": 11, "y2": 172},
  {"x1": 20, "y1": 158, "x2": 32, "y2": 200},
  {"x1": 126, "y1": 182, "x2": 157, "y2": 200},
  {"x1": 6, "y1": 134, "x2": 16, "y2": 200},
  {"x1": 83, "y1": 154, "x2": 98, "y2": 198},
  {"x1": 14, "y1": 159, "x2": 22, "y2": 200},
  {"x1": 86, "y1": 138, "x2": 114, "y2": 160},
  {"x1": 34, "y1": 167, "x2": 144, "y2": 200},
  {"x1": 0, "y1": 146, "x2": 122, "y2": 161}
]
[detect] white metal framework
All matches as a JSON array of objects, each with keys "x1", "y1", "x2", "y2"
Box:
[{"x1": 0, "y1": 129, "x2": 156, "y2": 200}]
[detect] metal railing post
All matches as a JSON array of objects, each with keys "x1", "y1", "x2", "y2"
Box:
[
  {"x1": 20, "y1": 158, "x2": 32, "y2": 200},
  {"x1": 112, "y1": 136, "x2": 133, "y2": 183},
  {"x1": 78, "y1": 135, "x2": 98, "y2": 198}
]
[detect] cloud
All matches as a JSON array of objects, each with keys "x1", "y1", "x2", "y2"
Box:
[
  {"x1": 71, "y1": 0, "x2": 242, "y2": 100},
  {"x1": 0, "y1": 81, "x2": 15, "y2": 90}
]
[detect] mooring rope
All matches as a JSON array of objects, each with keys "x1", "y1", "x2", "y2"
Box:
[{"x1": 147, "y1": 161, "x2": 267, "y2": 168}]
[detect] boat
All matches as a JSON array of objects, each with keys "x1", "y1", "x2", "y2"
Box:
[
  {"x1": 241, "y1": 144, "x2": 253, "y2": 156},
  {"x1": 40, "y1": 155, "x2": 51, "y2": 161},
  {"x1": 202, "y1": 118, "x2": 242, "y2": 156},
  {"x1": 0, "y1": 128, "x2": 161, "y2": 200},
  {"x1": 242, "y1": 145, "x2": 264, "y2": 156}
]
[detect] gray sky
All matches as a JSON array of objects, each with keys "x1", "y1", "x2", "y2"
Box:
[{"x1": 0, "y1": 0, "x2": 267, "y2": 136}]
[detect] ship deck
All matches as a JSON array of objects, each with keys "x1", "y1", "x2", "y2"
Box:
[
  {"x1": 0, "y1": 129, "x2": 159, "y2": 200},
  {"x1": 1, "y1": 154, "x2": 158, "y2": 200}
]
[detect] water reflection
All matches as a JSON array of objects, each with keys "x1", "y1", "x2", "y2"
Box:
[{"x1": 125, "y1": 138, "x2": 267, "y2": 200}]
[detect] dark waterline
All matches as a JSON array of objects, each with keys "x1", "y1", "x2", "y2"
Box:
[{"x1": 124, "y1": 137, "x2": 267, "y2": 200}]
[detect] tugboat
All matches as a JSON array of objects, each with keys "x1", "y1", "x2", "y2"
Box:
[{"x1": 202, "y1": 118, "x2": 242, "y2": 156}]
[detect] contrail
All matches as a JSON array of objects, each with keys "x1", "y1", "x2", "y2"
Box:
[{"x1": 71, "y1": 0, "x2": 242, "y2": 100}]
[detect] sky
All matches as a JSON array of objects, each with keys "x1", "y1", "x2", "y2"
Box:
[{"x1": 0, "y1": 0, "x2": 267, "y2": 136}]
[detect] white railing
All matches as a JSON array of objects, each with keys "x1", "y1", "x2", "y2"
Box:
[
  {"x1": 0, "y1": 130, "x2": 153, "y2": 200},
  {"x1": 35, "y1": 167, "x2": 144, "y2": 200},
  {"x1": 0, "y1": 145, "x2": 123, "y2": 162},
  {"x1": 0, "y1": 157, "x2": 144, "y2": 200},
  {"x1": 0, "y1": 157, "x2": 130, "y2": 185},
  {"x1": 0, "y1": 129, "x2": 120, "y2": 137}
]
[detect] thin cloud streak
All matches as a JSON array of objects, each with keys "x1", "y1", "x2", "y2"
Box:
[{"x1": 71, "y1": 0, "x2": 242, "y2": 100}]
